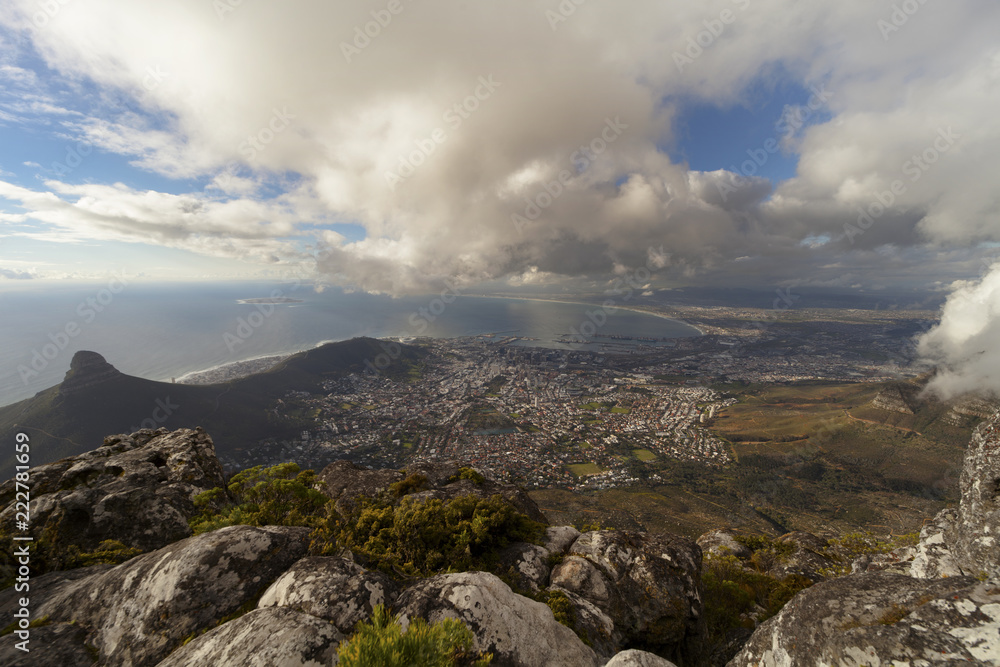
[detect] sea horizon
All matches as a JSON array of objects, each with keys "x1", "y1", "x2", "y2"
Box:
[{"x1": 0, "y1": 281, "x2": 700, "y2": 408}]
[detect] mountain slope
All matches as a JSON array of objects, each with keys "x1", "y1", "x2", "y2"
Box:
[{"x1": 0, "y1": 337, "x2": 424, "y2": 472}]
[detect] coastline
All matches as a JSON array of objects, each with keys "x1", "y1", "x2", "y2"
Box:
[{"x1": 465, "y1": 294, "x2": 705, "y2": 336}]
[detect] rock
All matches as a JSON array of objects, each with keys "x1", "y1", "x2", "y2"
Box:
[
  {"x1": 497, "y1": 542, "x2": 550, "y2": 593},
  {"x1": 316, "y1": 459, "x2": 404, "y2": 514},
  {"x1": 696, "y1": 529, "x2": 752, "y2": 560},
  {"x1": 728, "y1": 573, "x2": 1000, "y2": 666},
  {"x1": 258, "y1": 556, "x2": 397, "y2": 634},
  {"x1": 36, "y1": 525, "x2": 310, "y2": 667},
  {"x1": 0, "y1": 564, "x2": 112, "y2": 621},
  {"x1": 911, "y1": 509, "x2": 968, "y2": 579},
  {"x1": 0, "y1": 622, "x2": 95, "y2": 667},
  {"x1": 58, "y1": 350, "x2": 121, "y2": 397},
  {"x1": 0, "y1": 427, "x2": 226, "y2": 567},
  {"x1": 605, "y1": 649, "x2": 679, "y2": 667},
  {"x1": 551, "y1": 530, "x2": 703, "y2": 664},
  {"x1": 952, "y1": 411, "x2": 1000, "y2": 581},
  {"x1": 544, "y1": 525, "x2": 582, "y2": 554},
  {"x1": 550, "y1": 585, "x2": 618, "y2": 659},
  {"x1": 869, "y1": 383, "x2": 917, "y2": 414},
  {"x1": 395, "y1": 571, "x2": 600, "y2": 667},
  {"x1": 767, "y1": 533, "x2": 836, "y2": 583},
  {"x1": 157, "y1": 606, "x2": 343, "y2": 667}
]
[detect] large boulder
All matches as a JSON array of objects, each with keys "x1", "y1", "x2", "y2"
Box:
[
  {"x1": 550, "y1": 530, "x2": 703, "y2": 664},
  {"x1": 544, "y1": 525, "x2": 582, "y2": 554},
  {"x1": 728, "y1": 573, "x2": 1000, "y2": 666},
  {"x1": 0, "y1": 428, "x2": 226, "y2": 566},
  {"x1": 258, "y1": 556, "x2": 397, "y2": 634},
  {"x1": 696, "y1": 529, "x2": 752, "y2": 560},
  {"x1": 497, "y1": 542, "x2": 551, "y2": 593},
  {"x1": 395, "y1": 571, "x2": 601, "y2": 667},
  {"x1": 157, "y1": 607, "x2": 343, "y2": 667},
  {"x1": 910, "y1": 507, "x2": 964, "y2": 578},
  {"x1": 952, "y1": 411, "x2": 1000, "y2": 581},
  {"x1": 0, "y1": 623, "x2": 95, "y2": 667},
  {"x1": 605, "y1": 649, "x2": 679, "y2": 667},
  {"x1": 317, "y1": 459, "x2": 404, "y2": 514},
  {"x1": 35, "y1": 525, "x2": 310, "y2": 666}
]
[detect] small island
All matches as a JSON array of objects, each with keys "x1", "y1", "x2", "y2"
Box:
[{"x1": 236, "y1": 297, "x2": 304, "y2": 304}]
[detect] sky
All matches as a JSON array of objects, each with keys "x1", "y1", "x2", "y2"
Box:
[{"x1": 0, "y1": 0, "x2": 999, "y2": 396}]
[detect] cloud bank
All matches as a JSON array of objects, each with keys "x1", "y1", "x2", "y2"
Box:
[{"x1": 1, "y1": 1, "x2": 1000, "y2": 394}]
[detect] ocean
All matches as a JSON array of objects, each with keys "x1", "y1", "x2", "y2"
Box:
[{"x1": 0, "y1": 281, "x2": 700, "y2": 407}]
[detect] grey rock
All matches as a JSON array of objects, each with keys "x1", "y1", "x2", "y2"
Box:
[
  {"x1": 157, "y1": 607, "x2": 343, "y2": 667},
  {"x1": 396, "y1": 571, "x2": 600, "y2": 667},
  {"x1": 728, "y1": 573, "x2": 1000, "y2": 666},
  {"x1": 544, "y1": 525, "x2": 582, "y2": 554},
  {"x1": 605, "y1": 649, "x2": 679, "y2": 667},
  {"x1": 0, "y1": 622, "x2": 95, "y2": 667},
  {"x1": 0, "y1": 564, "x2": 112, "y2": 621},
  {"x1": 696, "y1": 529, "x2": 752, "y2": 560},
  {"x1": 37, "y1": 524, "x2": 310, "y2": 666},
  {"x1": 911, "y1": 509, "x2": 968, "y2": 578},
  {"x1": 0, "y1": 427, "x2": 226, "y2": 568},
  {"x1": 553, "y1": 530, "x2": 703, "y2": 663},
  {"x1": 550, "y1": 585, "x2": 618, "y2": 659},
  {"x1": 496, "y1": 542, "x2": 550, "y2": 593},
  {"x1": 258, "y1": 556, "x2": 396, "y2": 634},
  {"x1": 316, "y1": 459, "x2": 404, "y2": 515},
  {"x1": 953, "y1": 411, "x2": 1000, "y2": 581}
]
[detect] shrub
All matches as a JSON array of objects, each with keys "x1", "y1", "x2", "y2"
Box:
[
  {"x1": 337, "y1": 604, "x2": 491, "y2": 667},
  {"x1": 335, "y1": 493, "x2": 545, "y2": 578},
  {"x1": 389, "y1": 473, "x2": 429, "y2": 498},
  {"x1": 189, "y1": 463, "x2": 329, "y2": 534},
  {"x1": 448, "y1": 468, "x2": 487, "y2": 486}
]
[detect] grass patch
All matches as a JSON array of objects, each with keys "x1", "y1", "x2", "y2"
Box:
[
  {"x1": 566, "y1": 463, "x2": 604, "y2": 477},
  {"x1": 632, "y1": 449, "x2": 657, "y2": 462}
]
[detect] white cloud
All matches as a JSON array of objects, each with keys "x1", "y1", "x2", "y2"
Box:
[{"x1": 0, "y1": 0, "x2": 995, "y2": 300}]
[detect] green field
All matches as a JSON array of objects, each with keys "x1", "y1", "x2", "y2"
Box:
[
  {"x1": 632, "y1": 449, "x2": 657, "y2": 462},
  {"x1": 611, "y1": 406, "x2": 632, "y2": 414},
  {"x1": 567, "y1": 463, "x2": 604, "y2": 477}
]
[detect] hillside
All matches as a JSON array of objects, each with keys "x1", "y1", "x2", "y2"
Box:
[{"x1": 0, "y1": 338, "x2": 425, "y2": 473}]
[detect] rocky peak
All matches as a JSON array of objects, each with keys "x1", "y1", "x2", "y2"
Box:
[
  {"x1": 869, "y1": 383, "x2": 917, "y2": 414},
  {"x1": 59, "y1": 350, "x2": 121, "y2": 397}
]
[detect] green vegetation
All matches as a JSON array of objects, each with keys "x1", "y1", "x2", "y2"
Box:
[
  {"x1": 632, "y1": 449, "x2": 657, "y2": 462},
  {"x1": 0, "y1": 614, "x2": 51, "y2": 637},
  {"x1": 567, "y1": 463, "x2": 604, "y2": 477},
  {"x1": 189, "y1": 463, "x2": 329, "y2": 535},
  {"x1": 331, "y1": 494, "x2": 544, "y2": 578},
  {"x1": 390, "y1": 473, "x2": 430, "y2": 498},
  {"x1": 701, "y1": 553, "x2": 812, "y2": 658},
  {"x1": 338, "y1": 605, "x2": 491, "y2": 667},
  {"x1": 448, "y1": 467, "x2": 487, "y2": 485}
]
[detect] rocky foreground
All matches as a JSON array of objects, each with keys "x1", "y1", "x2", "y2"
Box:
[{"x1": 0, "y1": 411, "x2": 997, "y2": 666}]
